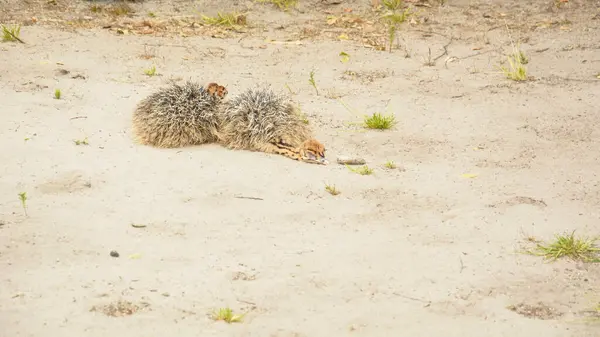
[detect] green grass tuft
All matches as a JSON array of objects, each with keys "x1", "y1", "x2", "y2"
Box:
[
  {"x1": 2, "y1": 24, "x2": 22, "y2": 43},
  {"x1": 363, "y1": 112, "x2": 396, "y2": 130},
  {"x1": 201, "y1": 12, "x2": 247, "y2": 28},
  {"x1": 143, "y1": 65, "x2": 157, "y2": 76},
  {"x1": 346, "y1": 164, "x2": 374, "y2": 175},
  {"x1": 256, "y1": 0, "x2": 298, "y2": 11},
  {"x1": 384, "y1": 160, "x2": 396, "y2": 169},
  {"x1": 526, "y1": 231, "x2": 600, "y2": 262},
  {"x1": 210, "y1": 307, "x2": 245, "y2": 323}
]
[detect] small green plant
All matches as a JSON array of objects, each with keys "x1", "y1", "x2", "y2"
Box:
[
  {"x1": 339, "y1": 51, "x2": 350, "y2": 63},
  {"x1": 107, "y1": 3, "x2": 132, "y2": 16},
  {"x1": 148, "y1": 11, "x2": 156, "y2": 18},
  {"x1": 2, "y1": 24, "x2": 23, "y2": 43},
  {"x1": 325, "y1": 184, "x2": 340, "y2": 195},
  {"x1": 515, "y1": 50, "x2": 528, "y2": 64},
  {"x1": 384, "y1": 160, "x2": 397, "y2": 169},
  {"x1": 346, "y1": 164, "x2": 373, "y2": 175},
  {"x1": 74, "y1": 137, "x2": 89, "y2": 146},
  {"x1": 364, "y1": 112, "x2": 396, "y2": 130},
  {"x1": 90, "y1": 4, "x2": 103, "y2": 13},
  {"x1": 380, "y1": 0, "x2": 411, "y2": 53},
  {"x1": 294, "y1": 106, "x2": 309, "y2": 124},
  {"x1": 284, "y1": 83, "x2": 297, "y2": 95},
  {"x1": 18, "y1": 192, "x2": 28, "y2": 216},
  {"x1": 143, "y1": 65, "x2": 157, "y2": 76},
  {"x1": 256, "y1": 0, "x2": 298, "y2": 11},
  {"x1": 201, "y1": 12, "x2": 246, "y2": 28},
  {"x1": 526, "y1": 231, "x2": 600, "y2": 262},
  {"x1": 308, "y1": 69, "x2": 319, "y2": 95},
  {"x1": 54, "y1": 89, "x2": 62, "y2": 99},
  {"x1": 210, "y1": 307, "x2": 245, "y2": 323},
  {"x1": 498, "y1": 26, "x2": 528, "y2": 81},
  {"x1": 500, "y1": 51, "x2": 527, "y2": 81}
]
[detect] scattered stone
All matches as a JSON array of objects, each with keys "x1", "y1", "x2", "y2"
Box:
[
  {"x1": 55, "y1": 68, "x2": 70, "y2": 76},
  {"x1": 110, "y1": 250, "x2": 120, "y2": 258},
  {"x1": 337, "y1": 156, "x2": 366, "y2": 165}
]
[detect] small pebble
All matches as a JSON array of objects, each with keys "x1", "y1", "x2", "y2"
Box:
[
  {"x1": 110, "y1": 250, "x2": 120, "y2": 258},
  {"x1": 336, "y1": 155, "x2": 366, "y2": 165}
]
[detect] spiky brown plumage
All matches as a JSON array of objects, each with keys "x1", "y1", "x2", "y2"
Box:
[
  {"x1": 132, "y1": 83, "x2": 328, "y2": 164},
  {"x1": 131, "y1": 81, "x2": 227, "y2": 148},
  {"x1": 220, "y1": 86, "x2": 310, "y2": 150},
  {"x1": 219, "y1": 86, "x2": 327, "y2": 165}
]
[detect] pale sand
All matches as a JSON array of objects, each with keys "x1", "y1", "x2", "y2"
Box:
[{"x1": 1, "y1": 0, "x2": 599, "y2": 336}]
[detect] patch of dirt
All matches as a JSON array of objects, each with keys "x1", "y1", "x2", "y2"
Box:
[
  {"x1": 487, "y1": 196, "x2": 547, "y2": 209},
  {"x1": 90, "y1": 300, "x2": 150, "y2": 317},
  {"x1": 507, "y1": 302, "x2": 563, "y2": 320}
]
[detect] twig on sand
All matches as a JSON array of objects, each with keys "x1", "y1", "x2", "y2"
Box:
[{"x1": 234, "y1": 196, "x2": 264, "y2": 201}]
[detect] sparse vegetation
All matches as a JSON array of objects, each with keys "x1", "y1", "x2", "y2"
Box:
[
  {"x1": 107, "y1": 3, "x2": 133, "y2": 16},
  {"x1": 74, "y1": 137, "x2": 89, "y2": 146},
  {"x1": 364, "y1": 112, "x2": 396, "y2": 130},
  {"x1": 295, "y1": 106, "x2": 309, "y2": 124},
  {"x1": 526, "y1": 231, "x2": 600, "y2": 263},
  {"x1": 18, "y1": 192, "x2": 28, "y2": 216},
  {"x1": 210, "y1": 307, "x2": 245, "y2": 323},
  {"x1": 346, "y1": 164, "x2": 374, "y2": 175},
  {"x1": 308, "y1": 69, "x2": 319, "y2": 95},
  {"x1": 148, "y1": 11, "x2": 156, "y2": 18},
  {"x1": 143, "y1": 65, "x2": 157, "y2": 76},
  {"x1": 339, "y1": 51, "x2": 350, "y2": 63},
  {"x1": 500, "y1": 52, "x2": 528, "y2": 81},
  {"x1": 201, "y1": 12, "x2": 247, "y2": 28},
  {"x1": 499, "y1": 27, "x2": 528, "y2": 81},
  {"x1": 54, "y1": 89, "x2": 62, "y2": 99},
  {"x1": 2, "y1": 24, "x2": 23, "y2": 43},
  {"x1": 384, "y1": 160, "x2": 397, "y2": 169},
  {"x1": 325, "y1": 184, "x2": 340, "y2": 195},
  {"x1": 90, "y1": 4, "x2": 103, "y2": 13},
  {"x1": 256, "y1": 0, "x2": 298, "y2": 11},
  {"x1": 380, "y1": 0, "x2": 412, "y2": 52}
]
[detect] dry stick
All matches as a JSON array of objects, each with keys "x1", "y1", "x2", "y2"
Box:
[
  {"x1": 433, "y1": 36, "x2": 453, "y2": 63},
  {"x1": 234, "y1": 196, "x2": 264, "y2": 201}
]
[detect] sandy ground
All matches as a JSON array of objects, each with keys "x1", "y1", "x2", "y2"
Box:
[{"x1": 1, "y1": 0, "x2": 600, "y2": 336}]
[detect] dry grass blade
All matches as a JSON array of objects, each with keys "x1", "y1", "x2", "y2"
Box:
[
  {"x1": 201, "y1": 12, "x2": 247, "y2": 28},
  {"x1": 325, "y1": 184, "x2": 340, "y2": 195}
]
